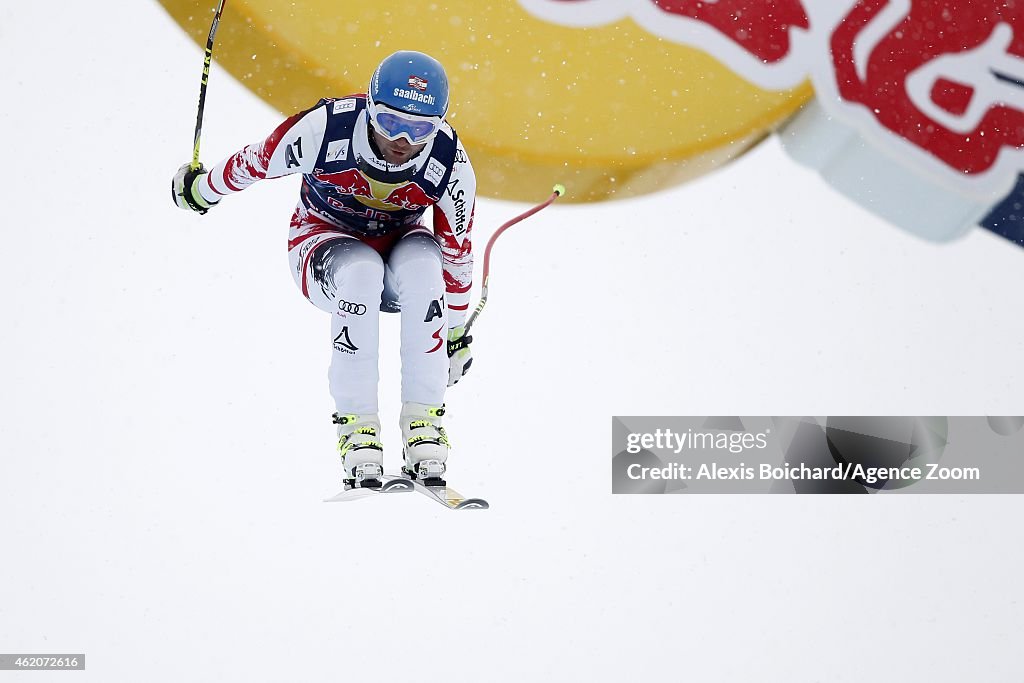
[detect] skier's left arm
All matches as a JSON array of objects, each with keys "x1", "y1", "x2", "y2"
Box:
[
  {"x1": 434, "y1": 140, "x2": 476, "y2": 330},
  {"x1": 433, "y1": 140, "x2": 476, "y2": 386}
]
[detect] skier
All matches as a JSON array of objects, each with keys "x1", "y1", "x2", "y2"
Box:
[{"x1": 171, "y1": 51, "x2": 476, "y2": 490}]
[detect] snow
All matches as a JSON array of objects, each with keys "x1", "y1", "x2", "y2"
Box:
[{"x1": 1, "y1": 2, "x2": 1022, "y2": 681}]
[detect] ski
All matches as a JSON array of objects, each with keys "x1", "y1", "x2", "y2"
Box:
[
  {"x1": 409, "y1": 479, "x2": 489, "y2": 510},
  {"x1": 323, "y1": 475, "x2": 415, "y2": 502},
  {"x1": 323, "y1": 475, "x2": 489, "y2": 509}
]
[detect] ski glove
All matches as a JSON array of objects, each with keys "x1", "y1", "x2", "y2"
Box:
[
  {"x1": 447, "y1": 326, "x2": 473, "y2": 387},
  {"x1": 172, "y1": 162, "x2": 220, "y2": 214}
]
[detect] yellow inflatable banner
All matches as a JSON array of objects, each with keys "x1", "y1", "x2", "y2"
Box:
[{"x1": 158, "y1": 0, "x2": 812, "y2": 202}]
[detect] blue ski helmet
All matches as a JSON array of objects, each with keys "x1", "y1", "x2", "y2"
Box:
[{"x1": 368, "y1": 51, "x2": 449, "y2": 119}]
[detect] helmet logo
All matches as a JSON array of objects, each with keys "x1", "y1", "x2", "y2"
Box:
[
  {"x1": 408, "y1": 75, "x2": 429, "y2": 91},
  {"x1": 392, "y1": 87, "x2": 436, "y2": 108}
]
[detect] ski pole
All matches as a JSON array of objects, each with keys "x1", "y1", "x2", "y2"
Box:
[
  {"x1": 464, "y1": 184, "x2": 566, "y2": 335},
  {"x1": 191, "y1": 0, "x2": 228, "y2": 171}
]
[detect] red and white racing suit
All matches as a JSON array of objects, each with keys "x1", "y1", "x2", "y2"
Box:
[{"x1": 197, "y1": 95, "x2": 476, "y2": 413}]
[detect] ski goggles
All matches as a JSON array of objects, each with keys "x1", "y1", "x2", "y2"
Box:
[{"x1": 368, "y1": 101, "x2": 442, "y2": 145}]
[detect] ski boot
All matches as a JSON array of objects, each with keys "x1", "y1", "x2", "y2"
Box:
[
  {"x1": 399, "y1": 402, "x2": 449, "y2": 487},
  {"x1": 333, "y1": 412, "x2": 385, "y2": 489}
]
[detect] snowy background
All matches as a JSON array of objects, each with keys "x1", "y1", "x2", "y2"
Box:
[{"x1": 1, "y1": 2, "x2": 1022, "y2": 681}]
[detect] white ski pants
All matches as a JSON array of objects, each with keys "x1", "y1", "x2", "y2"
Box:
[{"x1": 289, "y1": 212, "x2": 449, "y2": 414}]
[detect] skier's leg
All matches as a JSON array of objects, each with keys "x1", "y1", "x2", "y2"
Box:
[
  {"x1": 320, "y1": 239, "x2": 385, "y2": 486},
  {"x1": 385, "y1": 229, "x2": 450, "y2": 483},
  {"x1": 290, "y1": 217, "x2": 386, "y2": 487},
  {"x1": 386, "y1": 229, "x2": 449, "y2": 404},
  {"x1": 307, "y1": 237, "x2": 385, "y2": 415}
]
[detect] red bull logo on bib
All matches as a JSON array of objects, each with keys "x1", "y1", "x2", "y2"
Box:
[{"x1": 315, "y1": 169, "x2": 433, "y2": 211}]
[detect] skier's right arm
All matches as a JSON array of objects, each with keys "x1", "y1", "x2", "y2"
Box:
[{"x1": 172, "y1": 103, "x2": 328, "y2": 212}]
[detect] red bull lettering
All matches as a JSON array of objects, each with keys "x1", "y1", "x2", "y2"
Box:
[
  {"x1": 518, "y1": 0, "x2": 813, "y2": 89},
  {"x1": 830, "y1": 0, "x2": 1024, "y2": 178},
  {"x1": 520, "y1": 0, "x2": 1024, "y2": 196},
  {"x1": 652, "y1": 0, "x2": 810, "y2": 64}
]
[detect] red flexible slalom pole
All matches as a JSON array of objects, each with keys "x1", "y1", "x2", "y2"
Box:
[{"x1": 464, "y1": 185, "x2": 565, "y2": 334}]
